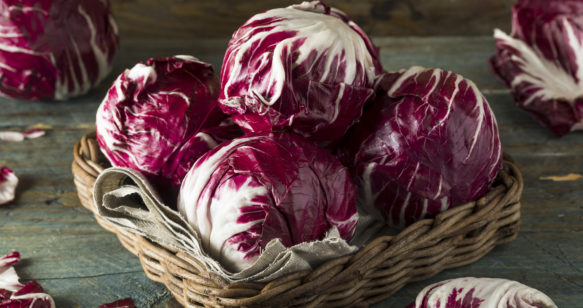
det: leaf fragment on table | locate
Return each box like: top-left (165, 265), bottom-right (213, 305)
top-left (0, 167), bottom-right (18, 206)
top-left (0, 251), bottom-right (55, 308)
top-left (27, 123), bottom-right (52, 130)
top-left (0, 129), bottom-right (45, 142)
top-left (97, 297), bottom-right (135, 308)
top-left (539, 173), bottom-right (583, 182)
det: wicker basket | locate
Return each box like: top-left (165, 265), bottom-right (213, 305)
top-left (72, 132), bottom-right (523, 307)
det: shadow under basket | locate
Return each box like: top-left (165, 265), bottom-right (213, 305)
top-left (72, 132), bottom-right (523, 308)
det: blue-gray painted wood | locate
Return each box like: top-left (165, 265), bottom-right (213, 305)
top-left (0, 36), bottom-right (581, 307)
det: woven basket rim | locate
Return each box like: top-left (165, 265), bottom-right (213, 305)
top-left (72, 132), bottom-right (522, 307)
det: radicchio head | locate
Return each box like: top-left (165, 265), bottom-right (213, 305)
top-left (0, 0), bottom-right (119, 101)
top-left (490, 0), bottom-right (583, 136)
top-left (219, 1), bottom-right (383, 142)
top-left (407, 277), bottom-right (557, 308)
top-left (178, 132), bottom-right (358, 272)
top-left (96, 56), bottom-right (241, 201)
top-left (342, 67), bottom-right (502, 229)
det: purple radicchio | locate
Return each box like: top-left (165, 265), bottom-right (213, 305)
top-left (0, 251), bottom-right (55, 308)
top-left (0, 167), bottom-right (17, 206)
top-left (219, 1), bottom-right (383, 143)
top-left (490, 0), bottom-right (583, 136)
top-left (0, 0), bottom-right (119, 101)
top-left (407, 277), bottom-right (557, 308)
top-left (96, 56), bottom-right (242, 200)
top-left (178, 132), bottom-right (358, 272)
top-left (342, 67), bottom-right (502, 229)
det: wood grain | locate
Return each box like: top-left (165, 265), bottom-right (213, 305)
top-left (110, 0), bottom-right (515, 39)
top-left (0, 36), bottom-right (581, 307)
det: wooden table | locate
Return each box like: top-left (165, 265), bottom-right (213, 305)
top-left (1, 37), bottom-right (581, 307)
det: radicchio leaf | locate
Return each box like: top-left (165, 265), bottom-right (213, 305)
top-left (178, 132), bottom-right (358, 272)
top-left (342, 67), bottom-right (502, 229)
top-left (407, 277), bottom-right (557, 308)
top-left (0, 167), bottom-right (18, 206)
top-left (0, 252), bottom-right (55, 308)
top-left (490, 0), bottom-right (583, 136)
top-left (0, 0), bottom-right (119, 101)
top-left (219, 0), bottom-right (383, 142)
top-left (0, 129), bottom-right (45, 142)
top-left (96, 56), bottom-right (242, 203)
top-left (97, 297), bottom-right (135, 308)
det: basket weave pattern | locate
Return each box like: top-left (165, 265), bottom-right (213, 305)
top-left (72, 132), bottom-right (523, 307)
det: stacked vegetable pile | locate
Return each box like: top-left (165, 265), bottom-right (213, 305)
top-left (95, 1), bottom-right (504, 273)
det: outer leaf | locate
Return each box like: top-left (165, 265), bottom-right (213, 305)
top-left (0, 167), bottom-right (17, 206)
top-left (0, 130), bottom-right (44, 142)
top-left (0, 252), bottom-right (55, 308)
top-left (490, 0), bottom-right (583, 136)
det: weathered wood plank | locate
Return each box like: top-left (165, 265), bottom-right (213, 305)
top-left (110, 0), bottom-right (515, 39)
top-left (0, 36), bottom-right (581, 307)
top-left (37, 272), bottom-right (171, 307)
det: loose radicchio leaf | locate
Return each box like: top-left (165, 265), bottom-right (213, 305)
top-left (219, 0), bottom-right (383, 143)
top-left (0, 252), bottom-right (55, 308)
top-left (96, 56), bottom-right (242, 202)
top-left (490, 0), bottom-right (583, 136)
top-left (0, 251), bottom-right (20, 292)
top-left (0, 129), bottom-right (45, 142)
top-left (0, 0), bottom-right (119, 101)
top-left (178, 132), bottom-right (358, 272)
top-left (407, 277), bottom-right (557, 308)
top-left (97, 297), bottom-right (135, 308)
top-left (342, 67), bottom-right (502, 229)
top-left (0, 167), bottom-right (18, 206)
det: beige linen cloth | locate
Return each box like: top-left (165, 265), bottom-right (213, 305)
top-left (93, 167), bottom-right (377, 283)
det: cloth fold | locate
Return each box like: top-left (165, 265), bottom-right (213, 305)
top-left (93, 167), bottom-right (359, 282)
